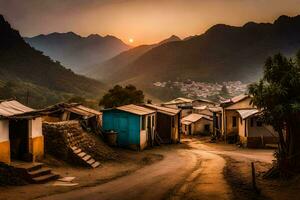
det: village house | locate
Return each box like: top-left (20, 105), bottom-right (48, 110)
top-left (0, 100), bottom-right (44, 165)
top-left (162, 97), bottom-right (216, 118)
top-left (102, 104), bottom-right (156, 150)
top-left (220, 94), bottom-right (278, 147)
top-left (181, 113), bottom-right (213, 135)
top-left (143, 104), bottom-right (181, 144)
top-left (40, 103), bottom-right (102, 132)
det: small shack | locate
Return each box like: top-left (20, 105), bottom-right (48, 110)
top-left (143, 104), bottom-right (181, 144)
top-left (40, 103), bottom-right (102, 132)
top-left (0, 100), bottom-right (44, 165)
top-left (162, 97), bottom-right (193, 118)
top-left (237, 109), bottom-right (278, 148)
top-left (102, 104), bottom-right (156, 150)
top-left (181, 113), bottom-right (212, 135)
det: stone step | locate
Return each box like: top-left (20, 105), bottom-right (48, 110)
top-left (29, 168), bottom-right (51, 178)
top-left (32, 173), bottom-right (60, 184)
top-left (73, 148), bottom-right (82, 154)
top-left (70, 146), bottom-right (78, 151)
top-left (77, 152), bottom-right (86, 158)
top-left (22, 163), bottom-right (44, 172)
top-left (87, 158), bottom-right (95, 165)
top-left (82, 154), bottom-right (91, 161)
top-left (91, 162), bottom-right (100, 168)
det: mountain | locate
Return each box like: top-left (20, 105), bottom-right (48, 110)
top-left (25, 32), bottom-right (130, 73)
top-left (91, 15), bottom-right (300, 88)
top-left (0, 15), bottom-right (105, 107)
top-left (87, 35), bottom-right (181, 81)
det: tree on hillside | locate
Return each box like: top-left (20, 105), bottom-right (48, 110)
top-left (248, 51), bottom-right (300, 176)
top-left (99, 85), bottom-right (144, 108)
top-left (219, 85), bottom-right (230, 99)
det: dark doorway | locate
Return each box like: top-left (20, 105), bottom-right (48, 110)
top-left (204, 124), bottom-right (210, 133)
top-left (189, 125), bottom-right (192, 135)
top-left (147, 116), bottom-right (153, 146)
top-left (9, 119), bottom-right (29, 161)
top-left (156, 113), bottom-right (172, 143)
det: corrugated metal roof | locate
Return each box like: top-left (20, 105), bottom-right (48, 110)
top-left (194, 105), bottom-right (222, 113)
top-left (222, 94), bottom-right (249, 104)
top-left (163, 97), bottom-right (193, 105)
top-left (208, 106), bottom-right (222, 113)
top-left (0, 100), bottom-right (34, 117)
top-left (181, 113), bottom-right (212, 123)
top-left (66, 105), bottom-right (101, 118)
top-left (144, 104), bottom-right (180, 116)
top-left (193, 105), bottom-right (208, 110)
top-left (117, 104), bottom-right (155, 116)
top-left (237, 109), bottom-right (260, 119)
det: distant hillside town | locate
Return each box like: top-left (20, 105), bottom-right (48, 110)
top-left (153, 80), bottom-right (248, 100)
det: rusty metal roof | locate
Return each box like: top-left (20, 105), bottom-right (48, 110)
top-left (65, 105), bottom-right (101, 117)
top-left (163, 97), bottom-right (194, 105)
top-left (0, 100), bottom-right (35, 117)
top-left (221, 94), bottom-right (250, 107)
top-left (181, 113), bottom-right (212, 124)
top-left (237, 109), bottom-right (260, 119)
top-left (143, 104), bottom-right (180, 116)
top-left (117, 104), bottom-right (155, 116)
top-left (40, 103), bottom-right (101, 118)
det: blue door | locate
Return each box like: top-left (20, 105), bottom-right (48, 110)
top-left (118, 117), bottom-right (129, 146)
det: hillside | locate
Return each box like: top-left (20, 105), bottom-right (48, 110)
top-left (25, 32), bottom-right (130, 73)
top-left (0, 15), bottom-right (105, 107)
top-left (92, 15), bottom-right (300, 88)
top-left (88, 35), bottom-right (181, 81)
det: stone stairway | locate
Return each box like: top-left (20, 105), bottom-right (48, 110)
top-left (12, 162), bottom-right (59, 184)
top-left (71, 146), bottom-right (100, 168)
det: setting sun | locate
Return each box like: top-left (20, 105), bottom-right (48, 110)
top-left (129, 38), bottom-right (134, 43)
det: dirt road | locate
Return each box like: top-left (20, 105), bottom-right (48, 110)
top-left (37, 138), bottom-right (274, 200)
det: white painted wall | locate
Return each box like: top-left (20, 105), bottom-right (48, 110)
top-left (0, 120), bottom-right (9, 143)
top-left (29, 117), bottom-right (43, 138)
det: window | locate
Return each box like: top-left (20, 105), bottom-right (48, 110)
top-left (141, 116), bottom-right (146, 130)
top-left (232, 116), bottom-right (237, 127)
top-left (257, 120), bottom-right (263, 127)
top-left (250, 118), bottom-right (254, 127)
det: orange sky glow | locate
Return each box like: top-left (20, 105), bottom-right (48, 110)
top-left (1, 0), bottom-right (300, 46)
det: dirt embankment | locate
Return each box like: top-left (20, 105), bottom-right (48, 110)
top-left (223, 155), bottom-right (300, 200)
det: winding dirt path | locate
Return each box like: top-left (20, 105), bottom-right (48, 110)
top-left (37, 139), bottom-right (236, 200)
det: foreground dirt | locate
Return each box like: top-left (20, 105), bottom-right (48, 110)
top-left (3, 137), bottom-right (300, 200)
top-left (0, 149), bottom-right (164, 200)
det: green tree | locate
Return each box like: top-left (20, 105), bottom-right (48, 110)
top-left (248, 52), bottom-right (300, 175)
top-left (219, 85), bottom-right (230, 99)
top-left (99, 85), bottom-right (144, 108)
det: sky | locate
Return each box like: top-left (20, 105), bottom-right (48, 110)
top-left (1, 0), bottom-right (300, 45)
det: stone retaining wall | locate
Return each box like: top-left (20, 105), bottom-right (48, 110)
top-left (42, 120), bottom-right (117, 166)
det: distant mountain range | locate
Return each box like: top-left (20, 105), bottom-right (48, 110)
top-left (87, 35), bottom-right (181, 80)
top-left (0, 15), bottom-right (105, 107)
top-left (25, 32), bottom-right (130, 73)
top-left (88, 15), bottom-right (300, 93)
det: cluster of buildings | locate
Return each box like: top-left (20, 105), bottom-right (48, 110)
top-left (153, 80), bottom-right (248, 99)
top-left (102, 94), bottom-right (278, 150)
top-left (0, 94), bottom-right (278, 183)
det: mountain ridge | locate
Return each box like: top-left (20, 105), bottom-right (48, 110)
top-left (97, 14), bottom-right (300, 85)
top-left (0, 14), bottom-right (105, 107)
top-left (25, 31), bottom-right (131, 73)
